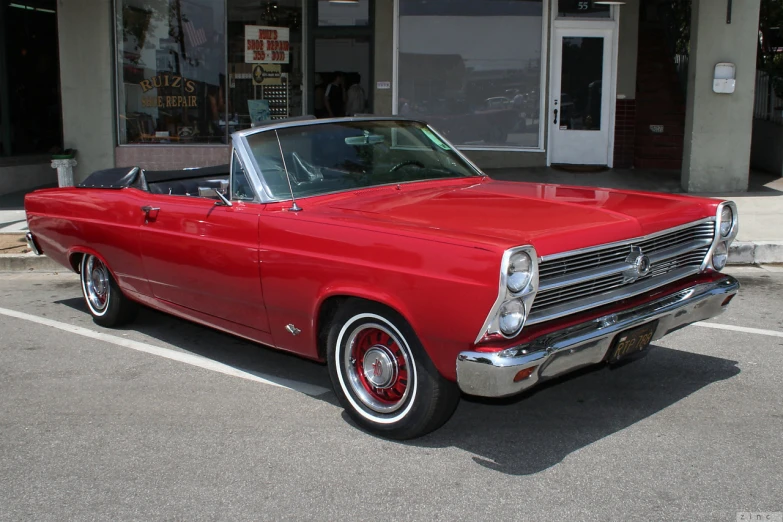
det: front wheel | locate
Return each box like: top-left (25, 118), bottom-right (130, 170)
top-left (327, 299), bottom-right (460, 440)
top-left (79, 254), bottom-right (138, 327)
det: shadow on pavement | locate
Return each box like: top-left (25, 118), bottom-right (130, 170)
top-left (407, 346), bottom-right (739, 475)
top-left (55, 296), bottom-right (339, 404)
top-left (56, 294), bottom-right (740, 476)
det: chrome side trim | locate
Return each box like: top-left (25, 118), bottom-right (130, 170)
top-left (456, 274), bottom-right (739, 398)
top-left (25, 232), bottom-right (41, 256)
top-left (538, 217), bottom-right (715, 263)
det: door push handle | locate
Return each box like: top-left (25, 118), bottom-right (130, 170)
top-left (553, 108), bottom-right (558, 125)
top-left (140, 205), bottom-right (160, 223)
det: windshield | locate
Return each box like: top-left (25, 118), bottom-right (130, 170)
top-left (244, 120), bottom-right (481, 200)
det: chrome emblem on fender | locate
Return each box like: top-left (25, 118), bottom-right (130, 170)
top-left (623, 246), bottom-right (652, 282)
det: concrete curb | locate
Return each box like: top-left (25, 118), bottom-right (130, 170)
top-left (0, 253), bottom-right (64, 273)
top-left (0, 242), bottom-right (781, 273)
top-left (728, 241), bottom-right (783, 265)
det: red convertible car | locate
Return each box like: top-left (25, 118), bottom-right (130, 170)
top-left (24, 116), bottom-right (740, 439)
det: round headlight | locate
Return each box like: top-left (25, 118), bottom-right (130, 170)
top-left (499, 299), bottom-right (525, 336)
top-left (507, 252), bottom-right (532, 293)
top-left (712, 241), bottom-right (728, 270)
top-left (720, 206), bottom-right (733, 237)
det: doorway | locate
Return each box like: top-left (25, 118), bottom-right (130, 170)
top-left (307, 0), bottom-right (374, 118)
top-left (548, 27), bottom-right (614, 166)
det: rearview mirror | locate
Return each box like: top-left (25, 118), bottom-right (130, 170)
top-left (345, 134), bottom-right (385, 146)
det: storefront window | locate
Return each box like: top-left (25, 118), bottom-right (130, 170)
top-left (116, 0), bottom-right (226, 144)
top-left (317, 0), bottom-right (370, 27)
top-left (397, 0), bottom-right (544, 149)
top-left (227, 0), bottom-right (304, 132)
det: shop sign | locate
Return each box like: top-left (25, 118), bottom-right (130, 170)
top-left (245, 25), bottom-right (290, 64)
top-left (252, 64), bottom-right (282, 86)
top-left (139, 74), bottom-right (198, 108)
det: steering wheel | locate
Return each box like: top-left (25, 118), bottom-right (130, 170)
top-left (389, 160), bottom-right (425, 173)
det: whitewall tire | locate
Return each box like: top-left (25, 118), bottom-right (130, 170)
top-left (326, 299), bottom-right (460, 439)
top-left (79, 254), bottom-right (138, 327)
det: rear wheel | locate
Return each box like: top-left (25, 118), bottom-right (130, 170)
top-left (327, 299), bottom-right (460, 440)
top-left (79, 254), bottom-right (138, 327)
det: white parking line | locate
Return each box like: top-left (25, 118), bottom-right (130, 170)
top-left (695, 321), bottom-right (783, 338)
top-left (0, 306), bottom-right (331, 396)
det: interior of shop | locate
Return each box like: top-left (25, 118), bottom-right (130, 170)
top-left (115, 0), bottom-right (373, 145)
top-left (0, 0), bottom-right (63, 158)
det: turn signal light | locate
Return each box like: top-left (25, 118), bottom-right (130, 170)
top-left (513, 366), bottom-right (537, 382)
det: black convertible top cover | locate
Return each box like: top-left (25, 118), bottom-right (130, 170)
top-left (144, 164), bottom-right (229, 183)
top-left (78, 167), bottom-right (143, 189)
top-left (78, 164), bottom-right (230, 190)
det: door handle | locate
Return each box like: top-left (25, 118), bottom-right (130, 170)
top-left (553, 108), bottom-right (558, 125)
top-left (140, 205), bottom-right (160, 223)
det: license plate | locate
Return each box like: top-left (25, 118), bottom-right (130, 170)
top-left (608, 321), bottom-right (658, 363)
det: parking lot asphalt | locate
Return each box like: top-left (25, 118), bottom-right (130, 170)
top-left (0, 267), bottom-right (781, 521)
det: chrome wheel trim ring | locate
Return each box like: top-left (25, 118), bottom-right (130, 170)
top-left (81, 255), bottom-right (110, 316)
top-left (335, 314), bottom-right (418, 424)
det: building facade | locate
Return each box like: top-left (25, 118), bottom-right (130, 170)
top-left (0, 0), bottom-right (767, 194)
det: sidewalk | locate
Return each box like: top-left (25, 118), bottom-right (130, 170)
top-left (1, 169), bottom-right (781, 266)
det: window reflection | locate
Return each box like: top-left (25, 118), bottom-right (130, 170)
top-left (397, 0), bottom-right (544, 149)
top-left (116, 0), bottom-right (226, 144)
top-left (559, 37), bottom-right (604, 131)
top-left (228, 0), bottom-right (304, 131)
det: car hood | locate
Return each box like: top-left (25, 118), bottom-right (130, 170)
top-left (308, 179), bottom-right (718, 256)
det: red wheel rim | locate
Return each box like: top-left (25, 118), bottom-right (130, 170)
top-left (344, 323), bottom-right (412, 414)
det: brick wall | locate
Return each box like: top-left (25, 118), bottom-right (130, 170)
top-left (633, 22), bottom-right (686, 170)
top-left (115, 145), bottom-right (231, 171)
top-left (613, 99), bottom-right (636, 169)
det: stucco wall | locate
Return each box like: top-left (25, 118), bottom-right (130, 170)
top-left (682, 0), bottom-right (761, 192)
top-left (0, 163), bottom-right (56, 197)
top-left (750, 119), bottom-right (783, 177)
top-left (57, 0), bottom-right (116, 184)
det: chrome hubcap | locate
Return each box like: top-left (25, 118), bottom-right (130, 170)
top-left (344, 323), bottom-right (412, 414)
top-left (362, 346), bottom-right (397, 389)
top-left (83, 256), bottom-right (110, 312)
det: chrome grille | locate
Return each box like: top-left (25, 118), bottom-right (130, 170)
top-left (538, 221), bottom-right (715, 280)
top-left (530, 220), bottom-right (715, 323)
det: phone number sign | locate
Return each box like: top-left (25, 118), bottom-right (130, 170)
top-left (245, 25), bottom-right (290, 64)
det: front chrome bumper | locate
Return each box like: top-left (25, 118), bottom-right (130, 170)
top-left (25, 232), bottom-right (41, 256)
top-left (456, 275), bottom-right (739, 398)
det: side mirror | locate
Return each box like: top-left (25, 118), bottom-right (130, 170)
top-left (215, 189), bottom-right (233, 207)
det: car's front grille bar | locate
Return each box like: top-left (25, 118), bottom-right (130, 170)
top-left (529, 219), bottom-right (715, 325)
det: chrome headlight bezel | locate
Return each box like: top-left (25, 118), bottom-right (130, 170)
top-left (475, 245), bottom-right (539, 343)
top-left (702, 201), bottom-right (738, 272)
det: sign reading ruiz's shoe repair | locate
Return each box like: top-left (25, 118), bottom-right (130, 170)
top-left (245, 25), bottom-right (290, 64)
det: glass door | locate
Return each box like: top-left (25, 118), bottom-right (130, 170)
top-left (307, 0), bottom-right (374, 118)
top-left (549, 27), bottom-right (613, 165)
